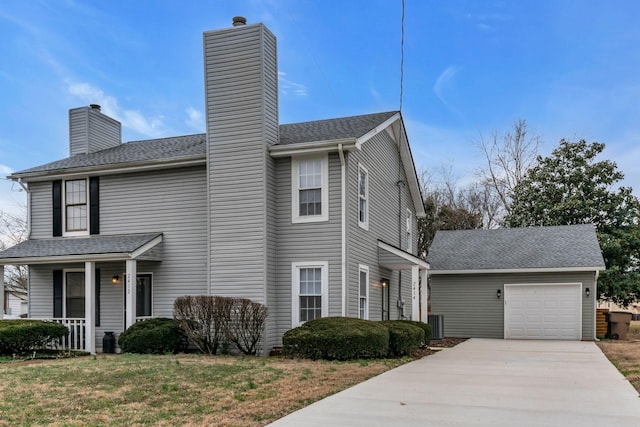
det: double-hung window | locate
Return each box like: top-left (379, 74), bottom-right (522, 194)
top-left (358, 164), bottom-right (369, 229)
top-left (65, 179), bottom-right (88, 234)
top-left (53, 177), bottom-right (99, 237)
top-left (358, 265), bottom-right (369, 319)
top-left (292, 155), bottom-right (328, 223)
top-left (292, 262), bottom-right (328, 326)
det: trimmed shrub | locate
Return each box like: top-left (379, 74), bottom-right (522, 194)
top-left (0, 320), bottom-right (69, 355)
top-left (173, 295), bottom-right (233, 355)
top-left (380, 321), bottom-right (424, 357)
top-left (174, 295), bottom-right (268, 355)
top-left (227, 298), bottom-right (268, 356)
top-left (118, 318), bottom-right (187, 354)
top-left (283, 317), bottom-right (389, 360)
top-left (399, 320), bottom-right (432, 347)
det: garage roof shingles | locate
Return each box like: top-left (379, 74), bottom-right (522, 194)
top-left (428, 224), bottom-right (605, 272)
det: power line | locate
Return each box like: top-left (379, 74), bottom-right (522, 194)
top-left (399, 0), bottom-right (405, 112)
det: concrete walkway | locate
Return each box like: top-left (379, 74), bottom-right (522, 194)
top-left (267, 339), bottom-right (640, 426)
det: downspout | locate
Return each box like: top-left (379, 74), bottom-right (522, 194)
top-left (16, 178), bottom-right (31, 238)
top-left (396, 179), bottom-right (405, 319)
top-left (594, 269), bottom-right (600, 340)
top-left (338, 144), bottom-right (346, 316)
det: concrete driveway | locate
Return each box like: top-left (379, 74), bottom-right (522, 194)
top-left (267, 339), bottom-right (640, 426)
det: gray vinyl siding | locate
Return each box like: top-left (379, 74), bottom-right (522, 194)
top-left (99, 166), bottom-right (208, 314)
top-left (346, 132), bottom-right (417, 321)
top-left (29, 165), bottom-right (207, 350)
top-left (204, 23), bottom-right (278, 318)
top-left (272, 154), bottom-right (342, 344)
top-left (69, 107), bottom-right (120, 156)
top-left (430, 271), bottom-right (597, 340)
top-left (29, 181), bottom-right (53, 238)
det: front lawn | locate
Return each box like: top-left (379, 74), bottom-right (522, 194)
top-left (597, 321), bottom-right (640, 393)
top-left (0, 353), bottom-right (413, 426)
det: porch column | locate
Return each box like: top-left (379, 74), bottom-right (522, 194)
top-left (125, 259), bottom-right (137, 328)
top-left (1, 265), bottom-right (4, 317)
top-left (420, 268), bottom-right (428, 322)
top-left (411, 265), bottom-right (419, 320)
top-left (84, 262), bottom-right (96, 354)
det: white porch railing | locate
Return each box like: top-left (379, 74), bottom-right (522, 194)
top-left (34, 318), bottom-right (87, 352)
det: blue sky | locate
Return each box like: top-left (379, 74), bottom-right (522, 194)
top-left (1, 0), bottom-right (640, 216)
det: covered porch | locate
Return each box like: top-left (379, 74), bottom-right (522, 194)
top-left (0, 233), bottom-right (162, 353)
top-left (377, 240), bottom-right (429, 322)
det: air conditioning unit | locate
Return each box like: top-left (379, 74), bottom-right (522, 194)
top-left (427, 314), bottom-right (444, 340)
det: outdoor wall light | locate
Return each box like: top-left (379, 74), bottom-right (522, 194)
top-left (497, 289), bottom-right (502, 298)
top-left (381, 278), bottom-right (389, 288)
top-left (585, 287), bottom-right (590, 297)
top-left (111, 274), bottom-right (121, 285)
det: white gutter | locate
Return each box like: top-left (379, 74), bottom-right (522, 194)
top-left (338, 144), bottom-right (346, 316)
top-left (9, 157), bottom-right (205, 182)
top-left (430, 266), bottom-right (606, 275)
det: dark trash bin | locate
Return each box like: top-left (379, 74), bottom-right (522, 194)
top-left (103, 331), bottom-right (116, 353)
top-left (605, 311), bottom-right (633, 340)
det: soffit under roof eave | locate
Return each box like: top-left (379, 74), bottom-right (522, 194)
top-left (360, 114), bottom-right (424, 218)
top-left (354, 112), bottom-right (401, 148)
top-left (9, 156), bottom-right (206, 182)
top-left (378, 240), bottom-right (430, 270)
top-left (269, 139), bottom-right (358, 157)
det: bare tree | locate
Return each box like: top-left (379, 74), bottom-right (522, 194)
top-left (478, 119), bottom-right (542, 221)
top-left (417, 166), bottom-right (483, 258)
top-left (0, 207), bottom-right (28, 292)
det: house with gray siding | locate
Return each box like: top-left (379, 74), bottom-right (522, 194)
top-left (428, 224), bottom-right (605, 340)
top-left (0, 17), bottom-right (428, 354)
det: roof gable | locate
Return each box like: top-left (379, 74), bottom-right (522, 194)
top-left (428, 224), bottom-right (606, 273)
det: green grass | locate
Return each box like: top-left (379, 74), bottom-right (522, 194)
top-left (0, 352), bottom-right (412, 426)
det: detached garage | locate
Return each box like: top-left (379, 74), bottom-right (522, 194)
top-left (428, 224), bottom-right (605, 340)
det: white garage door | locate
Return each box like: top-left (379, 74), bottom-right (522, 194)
top-left (505, 284), bottom-right (582, 340)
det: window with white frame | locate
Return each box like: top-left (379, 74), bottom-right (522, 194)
top-left (359, 265), bottom-right (369, 319)
top-left (406, 209), bottom-right (413, 253)
top-left (358, 164), bottom-right (369, 229)
top-left (64, 179), bottom-right (88, 235)
top-left (292, 155), bottom-right (328, 223)
top-left (292, 262), bottom-right (328, 325)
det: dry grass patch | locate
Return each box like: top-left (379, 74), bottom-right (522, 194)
top-left (597, 321), bottom-right (640, 393)
top-left (0, 352), bottom-right (417, 426)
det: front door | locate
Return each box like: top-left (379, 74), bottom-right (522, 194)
top-left (123, 274), bottom-right (153, 325)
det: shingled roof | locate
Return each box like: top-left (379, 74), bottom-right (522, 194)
top-left (427, 224), bottom-right (606, 273)
top-left (12, 111), bottom-right (398, 177)
top-left (0, 233), bottom-right (162, 264)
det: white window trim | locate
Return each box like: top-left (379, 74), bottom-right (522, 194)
top-left (406, 208), bottom-right (413, 253)
top-left (291, 154), bottom-right (329, 223)
top-left (63, 178), bottom-right (89, 237)
top-left (291, 261), bottom-right (329, 326)
top-left (357, 163), bottom-right (369, 230)
top-left (63, 268), bottom-right (85, 318)
top-left (358, 264), bottom-right (369, 320)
